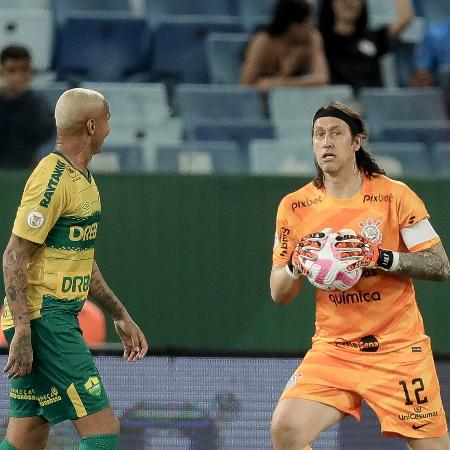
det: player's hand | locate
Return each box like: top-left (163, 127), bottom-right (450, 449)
top-left (4, 330), bottom-right (33, 379)
top-left (334, 232), bottom-right (379, 271)
top-left (292, 228), bottom-right (332, 276)
top-left (114, 316), bottom-right (148, 362)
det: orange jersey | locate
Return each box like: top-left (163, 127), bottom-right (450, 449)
top-left (272, 175), bottom-right (440, 358)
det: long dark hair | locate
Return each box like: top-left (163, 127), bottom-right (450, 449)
top-left (318, 0), bottom-right (368, 39)
top-left (313, 101), bottom-right (385, 189)
top-left (266, 0), bottom-right (311, 36)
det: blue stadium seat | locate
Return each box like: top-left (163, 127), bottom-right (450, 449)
top-left (175, 84), bottom-right (265, 126)
top-left (98, 144), bottom-right (144, 172)
top-left (57, 14), bottom-right (150, 82)
top-left (433, 142), bottom-right (450, 176)
top-left (360, 88), bottom-right (448, 139)
top-left (368, 142), bottom-right (433, 177)
top-left (192, 119), bottom-right (274, 170)
top-left (269, 85), bottom-right (354, 127)
top-left (206, 32), bottom-right (249, 84)
top-left (156, 141), bottom-right (243, 174)
top-left (249, 138), bottom-right (315, 175)
top-left (143, 0), bottom-right (235, 26)
top-left (106, 118), bottom-right (183, 172)
top-left (237, 0), bottom-right (276, 31)
top-left (80, 82), bottom-right (170, 125)
top-left (420, 0), bottom-right (450, 23)
top-left (52, 0), bottom-right (133, 25)
top-left (151, 16), bottom-right (242, 84)
top-left (380, 120), bottom-right (450, 147)
top-left (0, 9), bottom-right (53, 72)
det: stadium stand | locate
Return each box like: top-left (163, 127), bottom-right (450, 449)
top-left (249, 138), bottom-right (315, 175)
top-left (156, 140), bottom-right (243, 174)
top-left (206, 32), bottom-right (249, 84)
top-left (150, 16), bottom-right (242, 84)
top-left (56, 14), bottom-right (150, 83)
top-left (0, 9), bottom-right (53, 73)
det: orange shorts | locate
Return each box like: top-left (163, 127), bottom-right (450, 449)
top-left (280, 348), bottom-right (448, 439)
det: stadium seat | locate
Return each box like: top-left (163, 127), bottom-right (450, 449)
top-left (433, 142), bottom-right (450, 176)
top-left (192, 119), bottom-right (274, 170)
top-left (33, 82), bottom-right (70, 112)
top-left (106, 118), bottom-right (183, 172)
top-left (98, 144), bottom-right (144, 172)
top-left (175, 84), bottom-right (265, 126)
top-left (0, 9), bottom-right (53, 72)
top-left (57, 14), bottom-right (150, 82)
top-left (0, 0), bottom-right (49, 8)
top-left (360, 88), bottom-right (448, 139)
top-left (150, 16), bottom-right (242, 84)
top-left (249, 138), bottom-right (315, 175)
top-left (52, 0), bottom-right (133, 25)
top-left (420, 0), bottom-right (450, 23)
top-left (206, 32), bottom-right (249, 84)
top-left (80, 82), bottom-right (170, 125)
top-left (156, 141), bottom-right (243, 174)
top-left (380, 120), bottom-right (450, 148)
top-left (88, 152), bottom-right (120, 173)
top-left (143, 0), bottom-right (235, 27)
top-left (237, 0), bottom-right (276, 31)
top-left (368, 142), bottom-right (433, 177)
top-left (275, 120), bottom-right (313, 140)
top-left (269, 85), bottom-right (354, 127)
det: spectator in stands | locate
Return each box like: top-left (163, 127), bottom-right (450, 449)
top-left (318, 0), bottom-right (414, 92)
top-left (410, 16), bottom-right (450, 87)
top-left (0, 45), bottom-right (53, 169)
top-left (240, 0), bottom-right (329, 93)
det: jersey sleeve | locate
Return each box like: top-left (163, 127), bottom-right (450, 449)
top-left (398, 184), bottom-right (439, 251)
top-left (12, 164), bottom-right (66, 244)
top-left (272, 197), bottom-right (297, 266)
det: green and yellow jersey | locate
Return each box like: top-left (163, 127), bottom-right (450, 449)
top-left (2, 151), bottom-right (101, 330)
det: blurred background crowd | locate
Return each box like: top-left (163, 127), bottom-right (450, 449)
top-left (0, 0), bottom-right (449, 178)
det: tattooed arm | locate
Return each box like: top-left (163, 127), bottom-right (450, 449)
top-left (2, 234), bottom-right (38, 378)
top-left (89, 260), bottom-right (148, 361)
top-left (395, 241), bottom-right (450, 281)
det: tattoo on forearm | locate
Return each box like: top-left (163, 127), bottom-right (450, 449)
top-left (3, 238), bottom-right (34, 328)
top-left (89, 261), bottom-right (126, 320)
top-left (397, 244), bottom-right (450, 281)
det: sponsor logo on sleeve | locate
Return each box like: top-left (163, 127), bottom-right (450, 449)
top-left (27, 211), bottom-right (44, 229)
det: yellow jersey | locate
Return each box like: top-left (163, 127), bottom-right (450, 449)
top-left (2, 151), bottom-right (101, 330)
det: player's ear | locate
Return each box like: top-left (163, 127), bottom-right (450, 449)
top-left (353, 134), bottom-right (362, 152)
top-left (87, 118), bottom-right (96, 135)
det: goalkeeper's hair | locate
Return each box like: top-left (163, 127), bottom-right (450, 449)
top-left (312, 101), bottom-right (385, 190)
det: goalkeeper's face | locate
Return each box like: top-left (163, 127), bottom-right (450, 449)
top-left (312, 117), bottom-right (361, 175)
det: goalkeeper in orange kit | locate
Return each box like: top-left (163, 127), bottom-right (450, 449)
top-left (270, 101), bottom-right (450, 450)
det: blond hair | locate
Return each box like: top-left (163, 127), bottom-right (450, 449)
top-left (55, 88), bottom-right (105, 129)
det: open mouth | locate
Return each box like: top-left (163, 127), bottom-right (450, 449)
top-left (322, 153), bottom-right (336, 161)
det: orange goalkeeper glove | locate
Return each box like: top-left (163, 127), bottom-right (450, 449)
top-left (334, 233), bottom-right (398, 272)
top-left (287, 229), bottom-right (331, 278)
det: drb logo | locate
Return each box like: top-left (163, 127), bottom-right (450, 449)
top-left (56, 273), bottom-right (91, 298)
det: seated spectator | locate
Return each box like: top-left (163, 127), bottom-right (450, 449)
top-left (410, 16), bottom-right (450, 87)
top-left (0, 45), bottom-right (53, 169)
top-left (0, 299), bottom-right (106, 347)
top-left (318, 0), bottom-right (414, 92)
top-left (240, 0), bottom-right (329, 93)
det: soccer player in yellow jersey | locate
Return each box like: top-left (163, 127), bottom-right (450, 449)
top-left (270, 101), bottom-right (450, 450)
top-left (1, 88), bottom-right (148, 450)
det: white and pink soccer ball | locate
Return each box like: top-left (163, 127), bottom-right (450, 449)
top-left (303, 231), bottom-right (362, 291)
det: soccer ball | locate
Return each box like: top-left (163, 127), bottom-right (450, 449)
top-left (304, 232), bottom-right (362, 291)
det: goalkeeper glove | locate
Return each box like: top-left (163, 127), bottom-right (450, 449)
top-left (286, 229), bottom-right (331, 278)
top-left (334, 232), bottom-right (399, 272)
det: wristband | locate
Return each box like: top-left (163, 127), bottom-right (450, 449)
top-left (285, 259), bottom-right (301, 279)
top-left (377, 249), bottom-right (400, 271)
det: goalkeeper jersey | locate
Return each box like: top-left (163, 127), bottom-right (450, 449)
top-left (2, 151), bottom-right (101, 330)
top-left (272, 175), bottom-right (440, 358)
